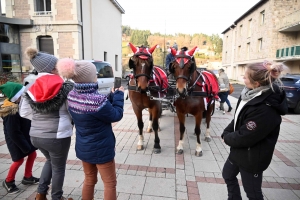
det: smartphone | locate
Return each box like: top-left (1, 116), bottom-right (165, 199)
top-left (114, 77), bottom-right (122, 90)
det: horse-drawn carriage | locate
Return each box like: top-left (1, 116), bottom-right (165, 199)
top-left (126, 43), bottom-right (220, 156)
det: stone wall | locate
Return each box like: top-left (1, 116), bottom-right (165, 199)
top-left (57, 32), bottom-right (75, 58)
top-left (13, 0), bottom-right (30, 19)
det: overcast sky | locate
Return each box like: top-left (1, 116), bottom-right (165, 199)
top-left (117, 0), bottom-right (261, 36)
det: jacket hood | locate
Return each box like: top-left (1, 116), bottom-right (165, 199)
top-left (249, 84), bottom-right (288, 115)
top-left (26, 80), bottom-right (73, 113)
top-left (0, 99), bottom-right (18, 117)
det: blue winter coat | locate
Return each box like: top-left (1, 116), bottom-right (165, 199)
top-left (68, 83), bottom-right (124, 164)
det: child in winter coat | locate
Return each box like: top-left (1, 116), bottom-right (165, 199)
top-left (0, 82), bottom-right (39, 194)
top-left (57, 58), bottom-right (124, 200)
top-left (20, 47), bottom-right (74, 200)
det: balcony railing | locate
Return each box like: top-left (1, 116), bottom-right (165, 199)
top-left (33, 11), bottom-right (52, 16)
top-left (279, 10), bottom-right (300, 31)
top-left (276, 46), bottom-right (300, 58)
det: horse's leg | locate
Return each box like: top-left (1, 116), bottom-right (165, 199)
top-left (176, 112), bottom-right (186, 154)
top-left (134, 110), bottom-right (144, 151)
top-left (152, 105), bottom-right (161, 154)
top-left (204, 104), bottom-right (214, 142)
top-left (146, 112), bottom-right (153, 133)
top-left (194, 112), bottom-right (203, 157)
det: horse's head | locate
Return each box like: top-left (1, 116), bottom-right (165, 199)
top-left (128, 43), bottom-right (157, 92)
top-left (169, 46), bottom-right (197, 97)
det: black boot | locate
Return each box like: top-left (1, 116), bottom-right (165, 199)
top-left (228, 107), bottom-right (232, 112)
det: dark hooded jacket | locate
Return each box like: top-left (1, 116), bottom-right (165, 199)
top-left (0, 99), bottom-right (36, 161)
top-left (221, 85), bottom-right (288, 173)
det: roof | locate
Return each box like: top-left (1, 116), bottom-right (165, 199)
top-left (110, 0), bottom-right (125, 14)
top-left (221, 0), bottom-right (268, 34)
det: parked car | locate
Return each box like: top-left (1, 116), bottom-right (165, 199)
top-left (23, 60), bottom-right (114, 95)
top-left (123, 70), bottom-right (133, 80)
top-left (92, 60), bottom-right (114, 95)
top-left (280, 74), bottom-right (300, 114)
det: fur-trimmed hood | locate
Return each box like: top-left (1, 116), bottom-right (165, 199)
top-left (26, 81), bottom-right (73, 113)
top-left (0, 99), bottom-right (18, 117)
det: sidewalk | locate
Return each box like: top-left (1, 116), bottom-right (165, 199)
top-left (0, 94), bottom-right (300, 199)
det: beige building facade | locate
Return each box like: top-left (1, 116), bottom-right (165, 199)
top-left (0, 0), bottom-right (124, 80)
top-left (222, 0), bottom-right (300, 82)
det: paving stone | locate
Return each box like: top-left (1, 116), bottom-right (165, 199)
top-left (262, 188), bottom-right (300, 200)
top-left (143, 177), bottom-right (176, 198)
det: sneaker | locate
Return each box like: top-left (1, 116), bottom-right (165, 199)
top-left (2, 180), bottom-right (20, 194)
top-left (21, 176), bottom-right (39, 185)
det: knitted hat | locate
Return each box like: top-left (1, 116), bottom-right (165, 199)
top-left (25, 47), bottom-right (58, 73)
top-left (57, 58), bottom-right (97, 83)
top-left (0, 82), bottom-right (25, 102)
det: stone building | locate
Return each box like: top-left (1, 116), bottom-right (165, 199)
top-left (0, 0), bottom-right (124, 82)
top-left (222, 0), bottom-right (300, 82)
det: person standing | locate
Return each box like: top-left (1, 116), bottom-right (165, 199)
top-left (221, 61), bottom-right (288, 200)
top-left (57, 58), bottom-right (124, 200)
top-left (218, 68), bottom-right (232, 112)
top-left (20, 47), bottom-right (74, 200)
top-left (166, 43), bottom-right (178, 72)
top-left (0, 82), bottom-right (39, 194)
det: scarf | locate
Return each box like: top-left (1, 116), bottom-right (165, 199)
top-left (68, 83), bottom-right (107, 114)
top-left (241, 85), bottom-right (270, 101)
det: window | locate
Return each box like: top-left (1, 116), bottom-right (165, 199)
top-left (115, 55), bottom-right (118, 71)
top-left (238, 46), bottom-right (241, 58)
top-left (38, 36), bottom-right (54, 55)
top-left (248, 19), bottom-right (252, 37)
top-left (35, 0), bottom-right (51, 12)
top-left (257, 38), bottom-right (262, 52)
top-left (104, 52), bottom-right (107, 61)
top-left (260, 10), bottom-right (265, 25)
top-left (239, 25), bottom-right (243, 36)
top-left (247, 43), bottom-right (250, 59)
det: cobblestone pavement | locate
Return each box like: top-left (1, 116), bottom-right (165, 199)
top-left (0, 94), bottom-right (299, 200)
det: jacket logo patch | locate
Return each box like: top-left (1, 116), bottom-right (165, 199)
top-left (246, 121), bottom-right (256, 130)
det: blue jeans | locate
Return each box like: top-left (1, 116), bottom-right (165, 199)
top-left (218, 91), bottom-right (231, 107)
top-left (31, 137), bottom-right (71, 200)
top-left (222, 159), bottom-right (264, 200)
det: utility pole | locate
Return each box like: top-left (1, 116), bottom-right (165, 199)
top-left (163, 19), bottom-right (166, 68)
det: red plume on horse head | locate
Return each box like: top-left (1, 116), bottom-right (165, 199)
top-left (128, 43), bottom-right (158, 55)
top-left (187, 46), bottom-right (197, 56)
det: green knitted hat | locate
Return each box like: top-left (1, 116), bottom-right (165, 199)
top-left (0, 82), bottom-right (25, 102)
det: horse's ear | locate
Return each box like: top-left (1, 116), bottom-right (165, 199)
top-left (129, 57), bottom-right (135, 69)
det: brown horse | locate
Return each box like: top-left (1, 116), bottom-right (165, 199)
top-left (127, 43), bottom-right (162, 154)
top-left (169, 46), bottom-right (219, 156)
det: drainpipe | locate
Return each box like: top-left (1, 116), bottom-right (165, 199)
top-left (230, 24), bottom-right (236, 80)
top-left (80, 0), bottom-right (84, 59)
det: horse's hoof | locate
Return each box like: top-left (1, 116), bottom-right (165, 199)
top-left (176, 149), bottom-right (183, 154)
top-left (137, 145), bottom-right (144, 151)
top-left (153, 148), bottom-right (161, 154)
top-left (195, 151), bottom-right (203, 157)
top-left (204, 137), bottom-right (211, 142)
top-left (146, 128), bottom-right (152, 133)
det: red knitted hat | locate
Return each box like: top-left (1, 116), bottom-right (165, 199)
top-left (27, 74), bottom-right (63, 102)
